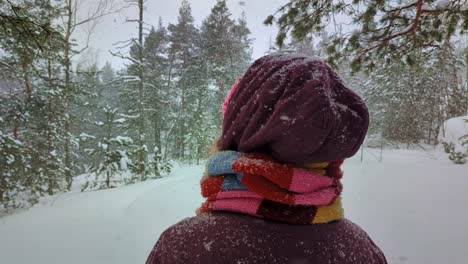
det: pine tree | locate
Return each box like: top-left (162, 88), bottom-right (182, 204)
top-left (143, 20), bottom-right (172, 176)
top-left (82, 107), bottom-right (131, 190)
top-left (144, 22), bottom-right (168, 152)
top-left (200, 0), bottom-right (252, 129)
top-left (179, 43), bottom-right (211, 163)
top-left (100, 62), bottom-right (120, 109)
top-left (267, 32), bottom-right (318, 56)
top-left (74, 62), bottom-right (103, 173)
top-left (0, 0), bottom-right (67, 207)
top-left (0, 102), bottom-right (32, 208)
top-left (232, 12), bottom-right (253, 74)
top-left (112, 0), bottom-right (150, 180)
top-left (166, 0), bottom-right (201, 160)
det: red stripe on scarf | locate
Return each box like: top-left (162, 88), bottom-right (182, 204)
top-left (233, 154), bottom-right (294, 190)
top-left (201, 177), bottom-right (224, 198)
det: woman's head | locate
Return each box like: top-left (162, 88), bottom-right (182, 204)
top-left (221, 53), bottom-right (369, 164)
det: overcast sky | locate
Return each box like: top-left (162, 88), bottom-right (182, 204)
top-left (76, 0), bottom-right (288, 69)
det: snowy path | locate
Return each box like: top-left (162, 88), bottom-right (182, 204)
top-left (0, 148), bottom-right (467, 264)
top-left (0, 165), bottom-right (204, 264)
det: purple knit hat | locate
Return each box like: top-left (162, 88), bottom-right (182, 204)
top-left (221, 54), bottom-right (369, 164)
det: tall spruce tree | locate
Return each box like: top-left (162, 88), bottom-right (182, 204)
top-left (200, 0), bottom-right (252, 129)
top-left (113, 0), bottom-right (150, 181)
top-left (0, 0), bottom-right (66, 207)
top-left (143, 20), bottom-right (172, 176)
top-left (167, 0), bottom-right (200, 160)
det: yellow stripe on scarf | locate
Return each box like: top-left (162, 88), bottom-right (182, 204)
top-left (301, 162), bottom-right (329, 176)
top-left (302, 162), bottom-right (329, 169)
top-left (312, 196), bottom-right (344, 224)
top-left (303, 162), bottom-right (344, 224)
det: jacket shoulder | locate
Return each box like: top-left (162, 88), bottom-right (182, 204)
top-left (147, 213), bottom-right (387, 264)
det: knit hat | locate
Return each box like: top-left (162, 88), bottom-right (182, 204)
top-left (221, 53), bottom-right (369, 164)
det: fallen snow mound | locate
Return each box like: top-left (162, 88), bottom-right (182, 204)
top-left (439, 115), bottom-right (468, 150)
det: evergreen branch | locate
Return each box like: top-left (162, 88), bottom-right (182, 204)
top-left (383, 1), bottom-right (419, 13)
top-left (0, 60), bottom-right (15, 72)
top-left (357, 0), bottom-right (425, 59)
top-left (4, 0), bottom-right (46, 51)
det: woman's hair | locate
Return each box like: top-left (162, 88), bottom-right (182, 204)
top-left (208, 137), bottom-right (222, 155)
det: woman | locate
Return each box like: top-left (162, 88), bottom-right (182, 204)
top-left (146, 54), bottom-right (387, 264)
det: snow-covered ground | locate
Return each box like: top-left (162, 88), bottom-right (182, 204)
top-left (0, 148), bottom-right (467, 264)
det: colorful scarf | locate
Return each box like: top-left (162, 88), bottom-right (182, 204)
top-left (197, 151), bottom-right (344, 224)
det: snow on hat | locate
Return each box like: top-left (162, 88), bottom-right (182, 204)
top-left (221, 53), bottom-right (369, 164)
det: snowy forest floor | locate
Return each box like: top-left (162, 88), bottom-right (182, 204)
top-left (0, 147), bottom-right (467, 264)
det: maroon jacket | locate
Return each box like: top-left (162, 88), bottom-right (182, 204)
top-left (146, 212), bottom-right (387, 264)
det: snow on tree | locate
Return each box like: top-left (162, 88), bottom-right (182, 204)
top-left (265, 0), bottom-right (468, 71)
top-left (81, 107), bottom-right (132, 190)
top-left (200, 0), bottom-right (252, 128)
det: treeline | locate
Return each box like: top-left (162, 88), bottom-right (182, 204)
top-left (362, 43), bottom-right (467, 146)
top-left (271, 33), bottom-right (468, 147)
top-left (0, 0), bottom-right (251, 208)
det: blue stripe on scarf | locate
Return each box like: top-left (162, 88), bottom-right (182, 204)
top-left (207, 151), bottom-right (240, 175)
top-left (208, 151), bottom-right (248, 191)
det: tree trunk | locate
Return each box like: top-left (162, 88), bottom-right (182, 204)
top-left (105, 111), bottom-right (113, 188)
top-left (153, 118), bottom-right (161, 153)
top-left (106, 170), bottom-right (110, 188)
top-left (137, 0), bottom-right (146, 179)
top-left (47, 55), bottom-right (55, 195)
top-left (22, 61), bottom-right (31, 100)
top-left (13, 117), bottom-right (19, 140)
top-left (178, 86), bottom-right (186, 159)
top-left (163, 54), bottom-right (175, 160)
top-left (0, 166), bottom-right (5, 204)
top-left (13, 58), bottom-right (32, 140)
top-left (64, 0), bottom-right (74, 190)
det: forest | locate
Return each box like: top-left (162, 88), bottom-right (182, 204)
top-left (0, 0), bottom-right (467, 209)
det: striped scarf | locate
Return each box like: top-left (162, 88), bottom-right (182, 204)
top-left (197, 151), bottom-right (344, 224)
